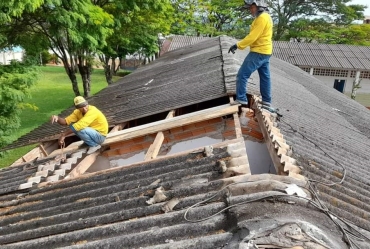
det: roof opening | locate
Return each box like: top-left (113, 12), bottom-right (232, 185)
top-left (245, 140), bottom-right (275, 174)
top-left (93, 96), bottom-right (276, 176)
top-left (123, 96), bottom-right (230, 129)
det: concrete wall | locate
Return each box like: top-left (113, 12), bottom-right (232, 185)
top-left (313, 75), bottom-right (370, 94)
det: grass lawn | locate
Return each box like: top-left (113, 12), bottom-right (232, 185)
top-left (0, 66), bottom-right (121, 168)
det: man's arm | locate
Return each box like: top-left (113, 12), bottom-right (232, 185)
top-left (50, 115), bottom-right (68, 125)
top-left (50, 115), bottom-right (71, 145)
top-left (58, 129), bottom-right (74, 145)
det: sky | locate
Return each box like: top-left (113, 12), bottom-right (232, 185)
top-left (351, 0), bottom-right (370, 16)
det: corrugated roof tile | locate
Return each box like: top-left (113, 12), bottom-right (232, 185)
top-left (273, 41), bottom-right (370, 70)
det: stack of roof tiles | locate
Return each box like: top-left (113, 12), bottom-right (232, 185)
top-left (0, 141), bottom-right (243, 248)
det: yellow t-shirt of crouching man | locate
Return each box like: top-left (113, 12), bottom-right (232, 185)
top-left (65, 105), bottom-right (108, 136)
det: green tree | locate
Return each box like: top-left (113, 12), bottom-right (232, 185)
top-left (266, 0), bottom-right (366, 40)
top-left (0, 61), bottom-right (38, 154)
top-left (1, 0), bottom-right (114, 97)
top-left (287, 19), bottom-right (370, 45)
top-left (97, 0), bottom-right (173, 85)
top-left (332, 24), bottom-right (370, 46)
top-left (171, 0), bottom-right (251, 37)
top-left (286, 18), bottom-right (335, 42)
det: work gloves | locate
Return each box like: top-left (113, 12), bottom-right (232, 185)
top-left (228, 44), bottom-right (237, 54)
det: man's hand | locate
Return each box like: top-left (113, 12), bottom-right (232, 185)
top-left (51, 115), bottom-right (58, 124)
top-left (58, 135), bottom-right (65, 146)
top-left (228, 44), bottom-right (237, 54)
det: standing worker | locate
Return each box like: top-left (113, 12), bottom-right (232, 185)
top-left (228, 0), bottom-right (273, 107)
top-left (50, 96), bottom-right (108, 154)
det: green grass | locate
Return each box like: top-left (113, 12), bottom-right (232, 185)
top-left (345, 93), bottom-right (370, 108)
top-left (0, 66), bottom-right (121, 168)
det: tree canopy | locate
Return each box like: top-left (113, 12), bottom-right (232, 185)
top-left (266, 0), bottom-right (366, 40)
top-left (1, 0), bottom-right (174, 96)
top-left (0, 61), bottom-right (38, 153)
top-left (97, 0), bottom-right (173, 84)
top-left (171, 0), bottom-right (252, 37)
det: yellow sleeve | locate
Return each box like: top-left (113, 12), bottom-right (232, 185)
top-left (237, 16), bottom-right (267, 50)
top-left (71, 110), bottom-right (98, 131)
top-left (65, 110), bottom-right (80, 125)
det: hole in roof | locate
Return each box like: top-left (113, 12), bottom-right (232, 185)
top-left (165, 137), bottom-right (222, 155)
top-left (109, 151), bottom-right (146, 169)
top-left (119, 96), bottom-right (230, 130)
top-left (81, 95), bottom-right (276, 176)
top-left (245, 140), bottom-right (275, 174)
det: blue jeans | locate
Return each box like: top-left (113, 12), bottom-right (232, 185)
top-left (70, 125), bottom-right (106, 147)
top-left (236, 51), bottom-right (272, 105)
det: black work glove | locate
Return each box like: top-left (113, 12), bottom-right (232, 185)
top-left (228, 44), bottom-right (237, 54)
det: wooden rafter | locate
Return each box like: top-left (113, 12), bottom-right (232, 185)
top-left (229, 96), bottom-right (243, 139)
top-left (105, 104), bottom-right (238, 145)
top-left (144, 110), bottom-right (175, 161)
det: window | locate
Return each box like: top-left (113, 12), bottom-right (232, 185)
top-left (313, 68), bottom-right (348, 77)
top-left (350, 71), bottom-right (370, 79)
top-left (299, 67), bottom-right (311, 73)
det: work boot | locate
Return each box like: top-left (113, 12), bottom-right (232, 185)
top-left (87, 145), bottom-right (101, 155)
top-left (230, 99), bottom-right (247, 106)
top-left (257, 100), bottom-right (271, 107)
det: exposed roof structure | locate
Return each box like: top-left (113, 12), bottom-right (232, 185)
top-left (273, 41), bottom-right (370, 70)
top-left (0, 36), bottom-right (370, 248)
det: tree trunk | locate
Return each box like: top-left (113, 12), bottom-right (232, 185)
top-left (101, 56), bottom-right (114, 85)
top-left (78, 64), bottom-right (92, 97)
top-left (62, 59), bottom-right (81, 96)
top-left (104, 64), bottom-right (114, 85)
top-left (115, 57), bottom-right (122, 74)
top-left (110, 58), bottom-right (116, 77)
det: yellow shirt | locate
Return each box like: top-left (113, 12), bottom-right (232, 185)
top-left (65, 105), bottom-right (108, 136)
top-left (237, 12), bottom-right (273, 55)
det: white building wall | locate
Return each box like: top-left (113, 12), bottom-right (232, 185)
top-left (0, 51), bottom-right (23, 65)
top-left (313, 75), bottom-right (370, 94)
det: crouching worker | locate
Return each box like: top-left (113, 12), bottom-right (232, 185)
top-left (50, 96), bottom-right (108, 154)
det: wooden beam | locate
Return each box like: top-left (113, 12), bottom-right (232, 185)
top-left (39, 144), bottom-right (48, 157)
top-left (64, 151), bottom-right (100, 179)
top-left (165, 110), bottom-right (175, 119)
top-left (144, 110), bottom-right (175, 161)
top-left (48, 141), bottom-right (84, 157)
top-left (48, 105), bottom-right (237, 158)
top-left (11, 146), bottom-right (42, 167)
top-left (104, 104), bottom-right (238, 146)
top-left (109, 123), bottom-right (127, 134)
top-left (144, 133), bottom-right (164, 161)
top-left (229, 96), bottom-right (242, 139)
top-left (62, 123), bottom-right (130, 180)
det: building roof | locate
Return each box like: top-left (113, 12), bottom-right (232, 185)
top-left (1, 37), bottom-right (226, 151)
top-left (0, 140), bottom-right (352, 249)
top-left (222, 35), bottom-right (370, 235)
top-left (272, 41), bottom-right (370, 70)
top-left (0, 36), bottom-right (370, 248)
top-left (167, 35), bottom-right (211, 52)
